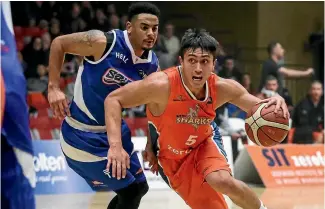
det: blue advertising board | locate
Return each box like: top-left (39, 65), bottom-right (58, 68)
top-left (33, 140), bottom-right (94, 195)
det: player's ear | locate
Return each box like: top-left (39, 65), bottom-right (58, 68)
top-left (126, 21), bottom-right (132, 34)
top-left (213, 59), bottom-right (217, 68)
top-left (178, 56), bottom-right (183, 65)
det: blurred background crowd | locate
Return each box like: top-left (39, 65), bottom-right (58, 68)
top-left (9, 1), bottom-right (324, 162)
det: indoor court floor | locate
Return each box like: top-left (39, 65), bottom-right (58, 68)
top-left (36, 185), bottom-right (324, 209)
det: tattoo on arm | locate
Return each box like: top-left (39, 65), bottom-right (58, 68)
top-left (72, 30), bottom-right (104, 47)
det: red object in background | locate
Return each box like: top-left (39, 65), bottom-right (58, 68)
top-left (27, 92), bottom-right (49, 109)
top-left (124, 117), bottom-right (148, 136)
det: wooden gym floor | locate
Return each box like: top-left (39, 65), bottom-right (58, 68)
top-left (36, 185), bottom-right (324, 209)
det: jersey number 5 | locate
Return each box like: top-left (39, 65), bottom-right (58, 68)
top-left (185, 135), bottom-right (198, 146)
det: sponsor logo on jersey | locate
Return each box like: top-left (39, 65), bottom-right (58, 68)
top-left (176, 104), bottom-right (212, 129)
top-left (138, 70), bottom-right (147, 79)
top-left (102, 68), bottom-right (132, 86)
top-left (103, 169), bottom-right (111, 178)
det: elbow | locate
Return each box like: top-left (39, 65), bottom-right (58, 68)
top-left (50, 37), bottom-right (64, 53)
top-left (279, 69), bottom-right (290, 77)
top-left (104, 94), bottom-right (122, 109)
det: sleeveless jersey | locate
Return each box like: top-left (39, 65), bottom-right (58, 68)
top-left (1, 2), bottom-right (33, 155)
top-left (147, 66), bottom-right (219, 160)
top-left (69, 29), bottom-right (159, 127)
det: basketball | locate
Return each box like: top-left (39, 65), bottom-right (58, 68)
top-left (245, 103), bottom-right (290, 147)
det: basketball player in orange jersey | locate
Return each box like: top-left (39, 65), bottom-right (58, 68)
top-left (104, 29), bottom-right (289, 209)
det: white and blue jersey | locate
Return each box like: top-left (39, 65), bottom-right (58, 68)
top-left (1, 2), bottom-right (36, 209)
top-left (60, 29), bottom-right (159, 191)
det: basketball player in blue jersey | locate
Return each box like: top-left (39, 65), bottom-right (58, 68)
top-left (1, 2), bottom-right (36, 209)
top-left (48, 2), bottom-right (160, 209)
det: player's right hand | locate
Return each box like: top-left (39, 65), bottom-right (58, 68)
top-left (142, 146), bottom-right (159, 176)
top-left (47, 87), bottom-right (71, 120)
top-left (107, 145), bottom-right (130, 180)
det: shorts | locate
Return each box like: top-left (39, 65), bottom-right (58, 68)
top-left (1, 137), bottom-right (36, 209)
top-left (60, 120), bottom-right (146, 191)
top-left (159, 137), bottom-right (231, 209)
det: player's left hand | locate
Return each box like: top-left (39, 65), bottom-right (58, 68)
top-left (257, 95), bottom-right (290, 119)
top-left (142, 146), bottom-right (159, 176)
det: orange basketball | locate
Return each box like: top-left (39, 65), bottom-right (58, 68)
top-left (245, 103), bottom-right (289, 147)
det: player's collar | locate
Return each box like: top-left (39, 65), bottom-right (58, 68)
top-left (123, 30), bottom-right (152, 64)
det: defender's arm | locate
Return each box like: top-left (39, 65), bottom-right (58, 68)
top-left (48, 30), bottom-right (107, 89)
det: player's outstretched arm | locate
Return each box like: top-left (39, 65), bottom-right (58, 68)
top-left (217, 79), bottom-right (289, 119)
top-left (104, 72), bottom-right (169, 179)
top-left (48, 30), bottom-right (106, 119)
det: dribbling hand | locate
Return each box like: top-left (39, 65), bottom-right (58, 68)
top-left (48, 87), bottom-right (71, 120)
top-left (257, 94), bottom-right (290, 119)
top-left (107, 145), bottom-right (130, 180)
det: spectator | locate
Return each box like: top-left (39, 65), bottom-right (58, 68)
top-left (218, 56), bottom-right (242, 82)
top-left (49, 18), bottom-right (61, 40)
top-left (158, 22), bottom-right (180, 69)
top-left (256, 75), bottom-right (294, 113)
top-left (292, 81), bottom-right (324, 144)
top-left (27, 64), bottom-right (48, 93)
top-left (108, 14), bottom-right (120, 30)
top-left (80, 1), bottom-right (94, 24)
top-left (259, 41), bottom-right (314, 93)
top-left (106, 4), bottom-right (116, 16)
top-left (68, 3), bottom-right (85, 33)
top-left (92, 9), bottom-right (109, 31)
top-left (22, 37), bottom-right (46, 78)
top-left (241, 73), bottom-right (254, 94)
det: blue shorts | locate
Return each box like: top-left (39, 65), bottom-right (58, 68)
top-left (60, 120), bottom-right (146, 191)
top-left (1, 137), bottom-right (35, 209)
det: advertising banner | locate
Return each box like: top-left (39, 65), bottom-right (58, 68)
top-left (33, 140), bottom-right (93, 195)
top-left (246, 144), bottom-right (325, 187)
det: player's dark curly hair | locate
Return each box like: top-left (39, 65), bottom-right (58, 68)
top-left (179, 28), bottom-right (219, 59)
top-left (128, 2), bottom-right (160, 21)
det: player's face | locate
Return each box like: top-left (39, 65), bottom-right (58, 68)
top-left (274, 43), bottom-right (285, 59)
top-left (127, 14), bottom-right (159, 51)
top-left (179, 48), bottom-right (215, 90)
top-left (310, 83), bottom-right (323, 101)
top-left (266, 80), bottom-right (278, 92)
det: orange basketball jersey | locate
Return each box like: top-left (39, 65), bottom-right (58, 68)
top-left (147, 66), bottom-right (219, 160)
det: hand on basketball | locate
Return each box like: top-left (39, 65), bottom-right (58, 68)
top-left (107, 145), bottom-right (130, 180)
top-left (48, 87), bottom-right (71, 120)
top-left (257, 95), bottom-right (290, 119)
top-left (142, 146), bottom-right (159, 176)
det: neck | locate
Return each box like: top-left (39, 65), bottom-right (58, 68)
top-left (184, 79), bottom-right (206, 100)
top-left (271, 55), bottom-right (279, 63)
top-left (128, 34), bottom-right (144, 57)
top-left (311, 97), bottom-right (320, 105)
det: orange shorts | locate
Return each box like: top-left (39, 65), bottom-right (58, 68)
top-left (159, 138), bottom-right (231, 209)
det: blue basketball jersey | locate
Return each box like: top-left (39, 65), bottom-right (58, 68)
top-left (1, 2), bottom-right (33, 156)
top-left (69, 29), bottom-right (159, 126)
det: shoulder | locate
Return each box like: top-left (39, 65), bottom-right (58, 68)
top-left (215, 77), bottom-right (243, 90)
top-left (145, 71), bottom-right (169, 87)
